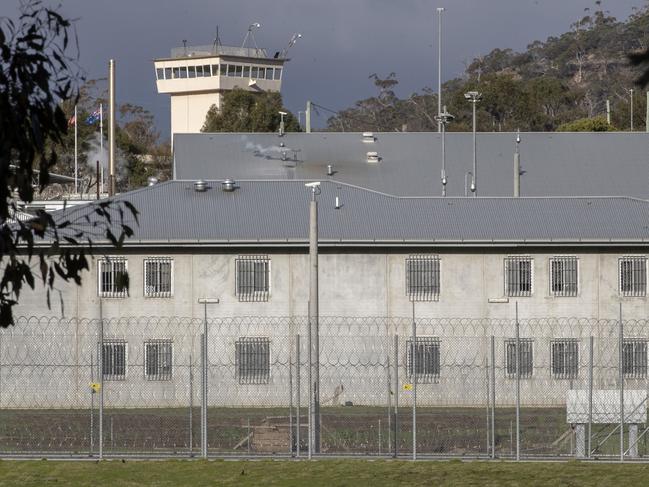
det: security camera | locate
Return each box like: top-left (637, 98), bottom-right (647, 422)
top-left (278, 111), bottom-right (288, 116)
top-left (304, 181), bottom-right (321, 188)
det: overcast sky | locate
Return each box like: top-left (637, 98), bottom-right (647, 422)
top-left (1, 1), bottom-right (644, 139)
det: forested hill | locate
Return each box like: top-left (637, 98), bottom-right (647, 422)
top-left (327, 5), bottom-right (649, 132)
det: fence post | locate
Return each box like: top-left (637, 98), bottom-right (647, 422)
top-left (289, 335), bottom-right (294, 457)
top-left (491, 335), bottom-right (496, 459)
top-left (98, 304), bottom-right (104, 460)
top-left (393, 334), bottom-right (399, 458)
top-left (411, 302), bottom-right (417, 461)
top-left (296, 334), bottom-right (301, 458)
top-left (90, 351), bottom-right (94, 456)
top-left (515, 302), bottom-right (520, 461)
top-left (485, 350), bottom-right (490, 457)
top-left (189, 353), bottom-right (193, 457)
top-left (588, 336), bottom-right (593, 458)
top-left (619, 303), bottom-right (624, 462)
top-left (201, 332), bottom-right (208, 459)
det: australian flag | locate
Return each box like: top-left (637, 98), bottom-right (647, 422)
top-left (85, 109), bottom-right (101, 125)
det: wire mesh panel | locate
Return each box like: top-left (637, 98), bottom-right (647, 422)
top-left (0, 317), bottom-right (96, 454)
top-left (100, 317), bottom-right (201, 456)
top-left (207, 317), bottom-right (294, 456)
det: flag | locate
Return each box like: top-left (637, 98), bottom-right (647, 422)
top-left (68, 114), bottom-right (76, 126)
top-left (85, 109), bottom-right (101, 125)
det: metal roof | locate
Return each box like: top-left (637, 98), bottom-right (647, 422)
top-left (50, 180), bottom-right (649, 247)
top-left (173, 132), bottom-right (649, 199)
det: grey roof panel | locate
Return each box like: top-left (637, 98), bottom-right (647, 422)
top-left (173, 132), bottom-right (649, 198)
top-left (52, 180), bottom-right (649, 245)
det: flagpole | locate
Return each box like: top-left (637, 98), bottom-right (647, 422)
top-left (74, 105), bottom-right (78, 194)
top-left (99, 103), bottom-right (103, 195)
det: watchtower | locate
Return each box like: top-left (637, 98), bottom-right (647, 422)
top-left (154, 33), bottom-right (287, 137)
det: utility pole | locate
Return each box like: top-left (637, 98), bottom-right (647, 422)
top-left (434, 106), bottom-right (454, 196)
top-left (437, 7), bottom-right (444, 132)
top-left (646, 92), bottom-right (649, 133)
top-left (630, 89), bottom-right (634, 131)
top-left (305, 181), bottom-right (321, 454)
top-left (514, 129), bottom-right (521, 197)
top-left (464, 91), bottom-right (482, 196)
top-left (108, 59), bottom-right (116, 196)
top-left (306, 100), bottom-right (312, 133)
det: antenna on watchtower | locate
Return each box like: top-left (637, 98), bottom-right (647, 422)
top-left (241, 22), bottom-right (261, 55)
top-left (212, 26), bottom-right (222, 54)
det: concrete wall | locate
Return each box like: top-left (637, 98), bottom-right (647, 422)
top-left (15, 248), bottom-right (647, 321)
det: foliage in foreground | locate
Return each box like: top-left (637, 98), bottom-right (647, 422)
top-left (0, 1), bottom-right (136, 326)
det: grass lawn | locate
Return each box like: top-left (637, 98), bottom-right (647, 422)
top-left (0, 459), bottom-right (649, 486)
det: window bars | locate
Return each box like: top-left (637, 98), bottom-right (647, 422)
top-left (504, 256), bottom-right (533, 297)
top-left (235, 337), bottom-right (271, 384)
top-left (236, 256), bottom-right (270, 302)
top-left (549, 256), bottom-right (578, 297)
top-left (101, 339), bottom-right (127, 381)
top-left (406, 337), bottom-right (441, 383)
top-left (144, 340), bottom-right (173, 380)
top-left (619, 256), bottom-right (647, 297)
top-left (504, 338), bottom-right (534, 378)
top-left (406, 255), bottom-right (441, 301)
top-left (98, 258), bottom-right (128, 298)
top-left (144, 258), bottom-right (173, 298)
top-left (623, 338), bottom-right (648, 379)
top-left (551, 339), bottom-right (579, 379)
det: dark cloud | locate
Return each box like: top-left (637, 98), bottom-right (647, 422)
top-left (0, 1), bottom-right (641, 139)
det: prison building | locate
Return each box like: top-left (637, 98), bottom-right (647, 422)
top-left (11, 179), bottom-right (649, 408)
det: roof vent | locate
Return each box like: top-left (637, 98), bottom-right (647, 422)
top-left (362, 132), bottom-right (375, 143)
top-left (222, 178), bottom-right (236, 192)
top-left (194, 180), bottom-right (208, 192)
top-left (366, 151), bottom-right (381, 163)
top-left (327, 164), bottom-right (334, 176)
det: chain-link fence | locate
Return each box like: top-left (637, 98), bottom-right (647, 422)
top-left (0, 310), bottom-right (648, 460)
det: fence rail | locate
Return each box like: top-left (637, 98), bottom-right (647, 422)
top-left (0, 311), bottom-right (648, 460)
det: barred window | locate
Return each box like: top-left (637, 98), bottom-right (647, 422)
top-left (623, 338), bottom-right (648, 379)
top-left (406, 255), bottom-right (441, 301)
top-left (504, 339), bottom-right (534, 378)
top-left (98, 258), bottom-right (128, 298)
top-left (236, 256), bottom-right (270, 302)
top-left (504, 256), bottom-right (533, 297)
top-left (550, 257), bottom-right (578, 297)
top-left (101, 340), bottom-right (127, 381)
top-left (406, 337), bottom-right (441, 383)
top-left (144, 340), bottom-right (173, 380)
top-left (235, 337), bottom-right (270, 384)
top-left (551, 339), bottom-right (579, 379)
top-left (619, 256), bottom-right (647, 297)
top-left (144, 258), bottom-right (173, 298)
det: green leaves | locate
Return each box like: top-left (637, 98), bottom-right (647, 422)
top-left (0, 2), bottom-right (138, 327)
top-left (201, 89), bottom-right (300, 133)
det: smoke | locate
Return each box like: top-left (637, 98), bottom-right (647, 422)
top-left (240, 135), bottom-right (290, 157)
top-left (85, 132), bottom-right (108, 174)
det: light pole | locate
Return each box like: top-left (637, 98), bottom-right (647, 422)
top-left (437, 7), bottom-right (445, 132)
top-left (464, 91), bottom-right (482, 196)
top-left (434, 106), bottom-right (454, 196)
top-left (305, 181), bottom-right (321, 456)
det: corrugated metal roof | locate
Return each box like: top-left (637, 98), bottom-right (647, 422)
top-left (51, 180), bottom-right (649, 246)
top-left (173, 132), bottom-right (649, 198)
